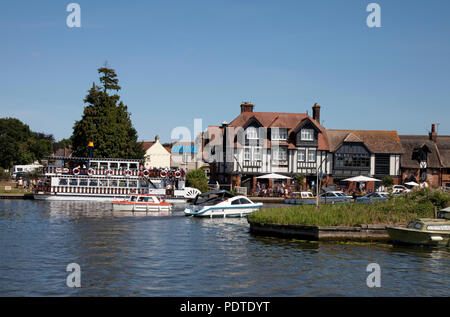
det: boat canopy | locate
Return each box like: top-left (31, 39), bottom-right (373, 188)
top-left (191, 190), bottom-right (234, 206)
top-left (438, 207), bottom-right (450, 220)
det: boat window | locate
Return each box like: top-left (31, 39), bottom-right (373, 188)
top-left (414, 222), bottom-right (423, 230)
top-left (231, 199), bottom-right (241, 205)
top-left (100, 162), bottom-right (108, 169)
top-left (58, 179), bottom-right (68, 186)
top-left (326, 192), bottom-right (335, 197)
top-left (89, 179), bottom-right (98, 187)
top-left (109, 180), bottom-right (118, 187)
top-left (79, 179), bottom-right (88, 187)
top-left (129, 180), bottom-right (137, 188)
top-left (69, 179), bottom-right (78, 186)
top-left (129, 163), bottom-right (138, 170)
top-left (100, 179), bottom-right (108, 187)
top-left (407, 221), bottom-right (415, 228)
top-left (120, 163), bottom-right (128, 169)
top-left (110, 162), bottom-right (118, 169)
top-left (130, 196), bottom-right (137, 202)
top-left (239, 198), bottom-right (252, 204)
top-left (90, 162), bottom-right (98, 168)
top-left (119, 180), bottom-right (127, 187)
top-left (137, 197), bottom-right (145, 202)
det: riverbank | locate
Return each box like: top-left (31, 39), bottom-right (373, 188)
top-left (0, 193), bottom-right (34, 199)
top-left (248, 188), bottom-right (450, 241)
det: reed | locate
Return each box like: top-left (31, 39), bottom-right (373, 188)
top-left (248, 188), bottom-right (450, 227)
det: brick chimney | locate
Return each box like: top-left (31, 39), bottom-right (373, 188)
top-left (312, 103), bottom-right (321, 123)
top-left (429, 124), bottom-right (437, 142)
top-left (240, 102), bottom-right (254, 113)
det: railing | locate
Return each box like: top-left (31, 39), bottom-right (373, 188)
top-left (297, 162), bottom-right (317, 169)
top-left (50, 186), bottom-right (154, 195)
top-left (243, 161), bottom-right (263, 168)
top-left (44, 167), bottom-right (148, 177)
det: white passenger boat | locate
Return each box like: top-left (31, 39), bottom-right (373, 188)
top-left (184, 190), bottom-right (263, 218)
top-left (34, 156), bottom-right (201, 202)
top-left (112, 195), bottom-right (172, 212)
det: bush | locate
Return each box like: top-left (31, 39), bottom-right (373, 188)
top-left (382, 177), bottom-right (394, 188)
top-left (186, 169), bottom-right (209, 193)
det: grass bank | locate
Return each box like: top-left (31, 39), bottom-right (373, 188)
top-left (248, 188), bottom-right (450, 227)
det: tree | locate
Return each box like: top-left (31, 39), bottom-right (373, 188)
top-left (71, 66), bottom-right (144, 159)
top-left (0, 118), bottom-right (53, 168)
top-left (186, 169), bottom-right (209, 193)
top-left (382, 177), bottom-right (394, 188)
top-left (294, 174), bottom-right (305, 191)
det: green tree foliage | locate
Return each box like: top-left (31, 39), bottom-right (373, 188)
top-left (186, 169), bottom-right (209, 193)
top-left (0, 118), bottom-right (53, 169)
top-left (382, 177), bottom-right (394, 188)
top-left (71, 66), bottom-right (144, 159)
top-left (294, 174), bottom-right (305, 191)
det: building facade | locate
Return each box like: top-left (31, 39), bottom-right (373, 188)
top-left (400, 124), bottom-right (450, 187)
top-left (205, 102), bottom-right (331, 192)
top-left (141, 136), bottom-right (171, 169)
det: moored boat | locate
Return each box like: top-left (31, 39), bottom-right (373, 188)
top-left (112, 194), bottom-right (172, 212)
top-left (284, 191), bottom-right (316, 205)
top-left (386, 207), bottom-right (450, 246)
top-left (184, 190), bottom-right (263, 218)
top-left (33, 156), bottom-right (200, 202)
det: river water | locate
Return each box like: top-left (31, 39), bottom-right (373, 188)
top-left (0, 200), bottom-right (449, 297)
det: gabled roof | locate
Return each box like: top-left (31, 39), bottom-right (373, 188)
top-left (228, 111), bottom-right (329, 151)
top-left (400, 135), bottom-right (450, 168)
top-left (140, 142), bottom-right (171, 153)
top-left (327, 130), bottom-right (403, 154)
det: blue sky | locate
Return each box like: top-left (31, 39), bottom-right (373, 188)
top-left (1, 0), bottom-right (449, 142)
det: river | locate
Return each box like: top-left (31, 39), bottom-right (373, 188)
top-left (0, 200), bottom-right (449, 296)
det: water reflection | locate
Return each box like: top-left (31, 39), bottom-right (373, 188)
top-left (0, 200), bottom-right (449, 296)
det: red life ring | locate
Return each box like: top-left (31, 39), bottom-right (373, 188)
top-left (72, 168), bottom-right (80, 176)
top-left (143, 169), bottom-right (150, 177)
top-left (175, 170), bottom-right (181, 179)
top-left (105, 169), bottom-right (112, 176)
top-left (124, 169), bottom-right (132, 176)
top-left (160, 170), bottom-right (167, 178)
top-left (87, 168), bottom-right (95, 176)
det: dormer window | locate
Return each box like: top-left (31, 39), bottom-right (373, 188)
top-left (301, 129), bottom-right (314, 141)
top-left (271, 128), bottom-right (287, 141)
top-left (246, 127), bottom-right (259, 140)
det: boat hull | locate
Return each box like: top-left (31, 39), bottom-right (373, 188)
top-left (386, 226), bottom-right (450, 247)
top-left (34, 193), bottom-right (123, 202)
top-left (184, 204), bottom-right (263, 218)
top-left (112, 202), bottom-right (172, 212)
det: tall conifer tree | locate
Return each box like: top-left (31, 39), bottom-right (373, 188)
top-left (71, 66), bottom-right (144, 159)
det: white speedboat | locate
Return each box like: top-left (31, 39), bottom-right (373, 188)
top-left (112, 194), bottom-right (172, 212)
top-left (184, 190), bottom-right (263, 218)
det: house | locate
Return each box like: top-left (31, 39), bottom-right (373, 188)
top-left (170, 141), bottom-right (207, 172)
top-left (400, 124), bottom-right (450, 187)
top-left (204, 102), bottom-right (331, 192)
top-left (140, 136), bottom-right (171, 169)
top-left (327, 129), bottom-right (404, 191)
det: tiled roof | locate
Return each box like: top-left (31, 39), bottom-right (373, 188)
top-left (228, 111), bottom-right (329, 151)
top-left (400, 135), bottom-right (450, 168)
top-left (328, 130), bottom-right (403, 154)
top-left (140, 142), bottom-right (171, 153)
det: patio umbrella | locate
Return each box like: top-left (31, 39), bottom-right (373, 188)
top-left (405, 181), bottom-right (419, 187)
top-left (343, 175), bottom-right (381, 182)
top-left (256, 173), bottom-right (291, 196)
top-left (256, 173), bottom-right (291, 179)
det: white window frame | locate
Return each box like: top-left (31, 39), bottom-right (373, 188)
top-left (298, 149), bottom-right (306, 162)
top-left (301, 129), bottom-right (314, 141)
top-left (272, 147), bottom-right (287, 162)
top-left (307, 149), bottom-right (316, 162)
top-left (271, 128), bottom-right (287, 141)
top-left (246, 127), bottom-right (259, 140)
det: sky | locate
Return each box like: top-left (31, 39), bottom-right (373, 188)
top-left (1, 0), bottom-right (449, 143)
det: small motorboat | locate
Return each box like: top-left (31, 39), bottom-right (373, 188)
top-left (284, 191), bottom-right (316, 205)
top-left (112, 194), bottom-right (172, 212)
top-left (184, 190), bottom-right (263, 218)
top-left (386, 207), bottom-right (450, 246)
